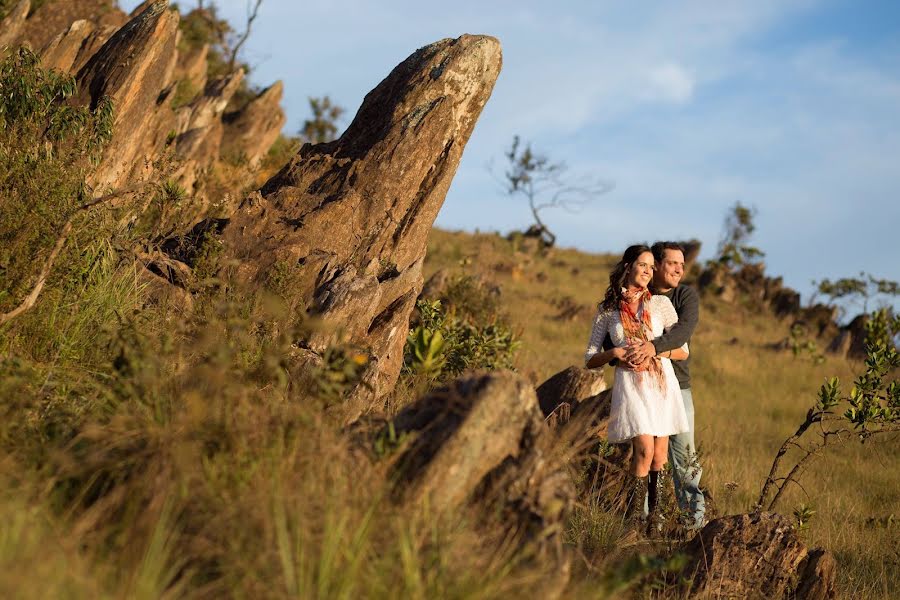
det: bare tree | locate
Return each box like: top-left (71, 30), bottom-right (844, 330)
top-left (227, 0), bottom-right (263, 71)
top-left (498, 135), bottom-right (612, 248)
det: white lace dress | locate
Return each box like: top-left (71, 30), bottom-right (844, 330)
top-left (584, 295), bottom-right (689, 443)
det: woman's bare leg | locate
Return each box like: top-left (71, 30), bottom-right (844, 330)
top-left (651, 436), bottom-right (669, 471)
top-left (631, 435), bottom-right (654, 476)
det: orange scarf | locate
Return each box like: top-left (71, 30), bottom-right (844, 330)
top-left (619, 287), bottom-right (666, 391)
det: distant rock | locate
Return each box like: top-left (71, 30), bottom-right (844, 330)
top-left (220, 35), bottom-right (502, 412)
top-left (221, 80), bottom-right (287, 168)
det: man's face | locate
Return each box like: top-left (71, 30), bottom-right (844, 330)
top-left (654, 249), bottom-right (685, 290)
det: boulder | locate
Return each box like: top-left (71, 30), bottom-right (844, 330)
top-left (388, 370), bottom-right (573, 597)
top-left (220, 35), bottom-right (502, 412)
top-left (0, 0), bottom-right (30, 50)
top-left (75, 0), bottom-right (179, 190)
top-left (536, 365), bottom-right (606, 418)
top-left (677, 512), bottom-right (836, 599)
top-left (221, 80), bottom-right (287, 167)
top-left (827, 313), bottom-right (868, 359)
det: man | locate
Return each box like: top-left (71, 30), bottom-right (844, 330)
top-left (624, 241), bottom-right (705, 530)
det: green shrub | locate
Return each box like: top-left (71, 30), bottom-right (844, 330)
top-left (403, 297), bottom-right (519, 381)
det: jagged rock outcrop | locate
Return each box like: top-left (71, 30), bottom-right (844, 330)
top-left (16, 0), bottom-right (126, 52)
top-left (677, 512), bottom-right (836, 599)
top-left (220, 35), bottom-right (502, 411)
top-left (74, 0), bottom-right (179, 190)
top-left (173, 70), bottom-right (245, 191)
top-left (222, 81), bottom-right (287, 167)
top-left (39, 19), bottom-right (96, 71)
top-left (0, 0), bottom-right (30, 49)
top-left (389, 370), bottom-right (573, 598)
top-left (9, 0), bottom-right (287, 233)
top-left (172, 40), bottom-right (208, 93)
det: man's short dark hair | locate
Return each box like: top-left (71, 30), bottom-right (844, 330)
top-left (651, 241), bottom-right (685, 263)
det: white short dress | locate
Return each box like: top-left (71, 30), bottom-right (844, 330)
top-left (584, 295), bottom-right (689, 444)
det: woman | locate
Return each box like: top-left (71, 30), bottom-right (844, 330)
top-left (584, 244), bottom-right (689, 530)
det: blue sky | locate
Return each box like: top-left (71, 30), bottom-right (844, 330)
top-left (124, 1), bottom-right (900, 308)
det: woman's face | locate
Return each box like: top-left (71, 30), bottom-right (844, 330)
top-left (626, 251), bottom-right (655, 289)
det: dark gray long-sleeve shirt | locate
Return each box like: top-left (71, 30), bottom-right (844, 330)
top-left (652, 285), bottom-right (699, 389)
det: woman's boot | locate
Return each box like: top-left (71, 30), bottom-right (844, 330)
top-left (645, 469), bottom-right (660, 536)
top-left (621, 473), bottom-right (647, 522)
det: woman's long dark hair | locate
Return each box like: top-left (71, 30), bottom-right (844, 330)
top-left (599, 244), bottom-right (652, 311)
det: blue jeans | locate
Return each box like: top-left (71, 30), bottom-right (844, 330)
top-left (669, 388), bottom-right (705, 528)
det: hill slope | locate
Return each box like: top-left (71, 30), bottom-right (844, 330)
top-left (425, 227), bottom-right (899, 598)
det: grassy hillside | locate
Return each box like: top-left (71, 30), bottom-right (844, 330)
top-left (425, 228), bottom-right (899, 598)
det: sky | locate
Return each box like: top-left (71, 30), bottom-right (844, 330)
top-left (123, 0), bottom-right (900, 309)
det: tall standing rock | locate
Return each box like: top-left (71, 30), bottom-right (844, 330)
top-left (74, 0), bottom-right (178, 190)
top-left (221, 35), bottom-right (502, 410)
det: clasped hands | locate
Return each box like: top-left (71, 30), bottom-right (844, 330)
top-left (615, 339), bottom-right (656, 370)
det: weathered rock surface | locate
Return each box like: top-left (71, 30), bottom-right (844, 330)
top-left (172, 40), bottom-right (208, 94)
top-left (677, 512), bottom-right (836, 599)
top-left (173, 70), bottom-right (245, 190)
top-left (75, 0), bottom-right (179, 189)
top-left (220, 35), bottom-right (502, 410)
top-left (536, 365), bottom-right (607, 426)
top-left (388, 370), bottom-right (573, 597)
top-left (0, 0), bottom-right (30, 50)
top-left (16, 0), bottom-right (126, 52)
top-left (9, 0), bottom-right (287, 233)
top-left (39, 19), bottom-right (96, 72)
top-left (221, 80), bottom-right (287, 167)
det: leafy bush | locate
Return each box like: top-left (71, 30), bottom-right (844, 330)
top-left (404, 297), bottom-right (519, 381)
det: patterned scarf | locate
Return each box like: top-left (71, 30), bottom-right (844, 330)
top-left (619, 287), bottom-right (666, 391)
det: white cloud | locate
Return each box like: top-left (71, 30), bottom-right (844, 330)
top-left (646, 62), bottom-right (695, 104)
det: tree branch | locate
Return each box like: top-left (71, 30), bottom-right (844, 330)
top-left (228, 0), bottom-right (263, 71)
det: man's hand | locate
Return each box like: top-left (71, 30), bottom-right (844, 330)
top-left (624, 340), bottom-right (655, 367)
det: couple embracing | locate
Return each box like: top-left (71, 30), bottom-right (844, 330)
top-left (584, 242), bottom-right (705, 533)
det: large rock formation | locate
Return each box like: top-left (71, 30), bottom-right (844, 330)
top-left (677, 512), bottom-right (836, 599)
top-left (220, 35), bottom-right (502, 410)
top-left (4, 0), bottom-right (286, 221)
